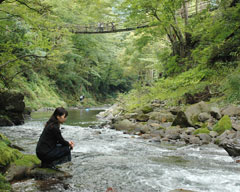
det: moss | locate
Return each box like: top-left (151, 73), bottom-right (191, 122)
top-left (213, 115), bottom-right (232, 135)
top-left (0, 174), bottom-right (11, 191)
top-left (214, 138), bottom-right (220, 145)
top-left (156, 126), bottom-right (165, 130)
top-left (0, 133), bottom-right (11, 145)
top-left (0, 140), bottom-right (21, 167)
top-left (194, 128), bottom-right (210, 135)
top-left (13, 154), bottom-right (40, 167)
top-left (141, 105), bottom-right (153, 114)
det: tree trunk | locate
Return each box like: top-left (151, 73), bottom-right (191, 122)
top-left (196, 0), bottom-right (198, 14)
top-left (183, 0), bottom-right (188, 26)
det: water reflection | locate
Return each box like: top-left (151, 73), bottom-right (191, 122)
top-left (31, 108), bottom-right (105, 127)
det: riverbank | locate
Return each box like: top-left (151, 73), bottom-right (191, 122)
top-left (98, 101), bottom-right (240, 160)
top-left (1, 110), bottom-right (240, 192)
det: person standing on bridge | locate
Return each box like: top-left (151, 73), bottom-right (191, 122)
top-left (98, 22), bottom-right (104, 32)
top-left (36, 107), bottom-right (74, 169)
top-left (111, 22), bottom-right (115, 31)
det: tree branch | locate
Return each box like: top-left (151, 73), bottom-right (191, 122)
top-left (0, 54), bottom-right (47, 69)
top-left (15, 0), bottom-right (41, 13)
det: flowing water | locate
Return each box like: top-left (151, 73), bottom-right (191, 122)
top-left (1, 108), bottom-right (240, 192)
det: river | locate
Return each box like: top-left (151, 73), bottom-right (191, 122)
top-left (1, 108), bottom-right (240, 192)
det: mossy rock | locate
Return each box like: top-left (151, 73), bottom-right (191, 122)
top-left (4, 154), bottom-right (40, 182)
top-left (213, 115), bottom-right (232, 135)
top-left (141, 105), bottom-right (154, 114)
top-left (13, 154), bottom-right (40, 167)
top-left (194, 128), bottom-right (210, 135)
top-left (30, 168), bottom-right (72, 180)
top-left (0, 174), bottom-right (11, 192)
top-left (0, 133), bottom-right (11, 145)
top-left (0, 139), bottom-right (21, 167)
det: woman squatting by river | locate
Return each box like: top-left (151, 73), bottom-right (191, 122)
top-left (36, 107), bottom-right (74, 169)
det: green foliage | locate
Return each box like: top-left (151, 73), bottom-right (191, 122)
top-left (213, 115), bottom-right (232, 135)
top-left (191, 4), bottom-right (240, 67)
top-left (0, 173), bottom-right (11, 192)
top-left (227, 73), bottom-right (240, 102)
top-left (0, 0), bottom-right (240, 108)
top-left (194, 128), bottom-right (210, 135)
top-left (120, 66), bottom-right (212, 112)
top-left (163, 55), bottom-right (182, 76)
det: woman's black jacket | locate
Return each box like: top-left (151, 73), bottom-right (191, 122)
top-left (36, 122), bottom-right (69, 156)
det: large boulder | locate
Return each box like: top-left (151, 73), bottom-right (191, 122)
top-left (220, 142), bottom-right (240, 157)
top-left (185, 101), bottom-right (210, 125)
top-left (0, 115), bottom-right (14, 126)
top-left (173, 101), bottom-right (220, 128)
top-left (0, 92), bottom-right (25, 113)
top-left (0, 91), bottom-right (26, 126)
top-left (148, 111), bottom-right (175, 123)
top-left (112, 119), bottom-right (138, 132)
top-left (172, 111), bottom-right (192, 127)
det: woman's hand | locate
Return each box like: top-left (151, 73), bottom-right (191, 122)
top-left (69, 141), bottom-right (74, 149)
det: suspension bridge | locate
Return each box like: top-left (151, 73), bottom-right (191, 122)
top-left (69, 0), bottom-right (215, 34)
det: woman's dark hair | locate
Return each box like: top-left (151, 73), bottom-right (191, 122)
top-left (46, 107), bottom-right (68, 127)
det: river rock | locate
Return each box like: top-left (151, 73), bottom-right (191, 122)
top-left (184, 127), bottom-right (195, 135)
top-left (210, 107), bottom-right (222, 120)
top-left (124, 113), bottom-right (138, 119)
top-left (0, 115), bottom-right (14, 126)
top-left (134, 123), bottom-right (149, 134)
top-left (197, 133), bottom-right (212, 144)
top-left (136, 113), bottom-right (149, 122)
top-left (221, 105), bottom-right (240, 116)
top-left (165, 127), bottom-right (182, 140)
top-left (198, 112), bottom-right (211, 122)
top-left (148, 111), bottom-right (175, 122)
top-left (172, 111), bottom-right (192, 127)
top-left (185, 101), bottom-right (210, 125)
top-left (219, 141), bottom-right (240, 157)
top-left (189, 136), bottom-right (202, 145)
top-left (112, 119), bottom-right (137, 132)
top-left (30, 168), bottom-right (72, 180)
top-left (232, 123), bottom-right (240, 131)
top-left (140, 105), bottom-right (154, 114)
top-left (209, 131), bottom-right (218, 138)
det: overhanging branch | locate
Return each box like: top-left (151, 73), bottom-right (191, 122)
top-left (0, 54), bottom-right (47, 69)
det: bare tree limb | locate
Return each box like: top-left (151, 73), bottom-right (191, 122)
top-left (15, 0), bottom-right (42, 13)
top-left (0, 54), bottom-right (47, 69)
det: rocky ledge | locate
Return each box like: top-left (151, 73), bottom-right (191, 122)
top-left (0, 91), bottom-right (30, 126)
top-left (0, 133), bottom-right (71, 191)
top-left (98, 101), bottom-right (240, 160)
